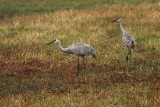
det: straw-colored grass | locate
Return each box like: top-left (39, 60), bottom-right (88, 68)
top-left (0, 0), bottom-right (160, 107)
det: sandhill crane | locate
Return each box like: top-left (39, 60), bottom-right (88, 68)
top-left (46, 39), bottom-right (96, 77)
top-left (112, 18), bottom-right (135, 60)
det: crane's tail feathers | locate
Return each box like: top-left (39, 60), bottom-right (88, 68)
top-left (92, 55), bottom-right (96, 58)
top-left (91, 49), bottom-right (96, 58)
top-left (131, 41), bottom-right (135, 49)
top-left (91, 52), bottom-right (97, 58)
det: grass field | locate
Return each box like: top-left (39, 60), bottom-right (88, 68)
top-left (0, 0), bottom-right (160, 107)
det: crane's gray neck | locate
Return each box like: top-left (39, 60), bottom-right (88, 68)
top-left (119, 20), bottom-right (125, 33)
top-left (57, 41), bottom-right (66, 52)
top-left (57, 41), bottom-right (69, 53)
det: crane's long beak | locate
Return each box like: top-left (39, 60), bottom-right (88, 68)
top-left (46, 41), bottom-right (53, 45)
top-left (112, 19), bottom-right (118, 22)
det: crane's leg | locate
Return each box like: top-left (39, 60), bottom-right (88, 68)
top-left (126, 55), bottom-right (128, 61)
top-left (83, 57), bottom-right (86, 79)
top-left (77, 57), bottom-right (80, 77)
top-left (126, 48), bottom-right (129, 61)
top-left (129, 48), bottom-right (132, 56)
top-left (129, 48), bottom-right (132, 60)
top-left (126, 47), bottom-right (131, 61)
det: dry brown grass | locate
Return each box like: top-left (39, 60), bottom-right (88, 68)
top-left (0, 2), bottom-right (160, 107)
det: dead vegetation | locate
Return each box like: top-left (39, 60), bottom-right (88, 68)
top-left (0, 1), bottom-right (160, 107)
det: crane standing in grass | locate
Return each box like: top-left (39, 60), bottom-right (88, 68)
top-left (112, 18), bottom-right (135, 61)
top-left (47, 39), bottom-right (96, 77)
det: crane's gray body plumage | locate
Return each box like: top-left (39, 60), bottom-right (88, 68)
top-left (116, 18), bottom-right (135, 60)
top-left (120, 20), bottom-right (135, 49)
top-left (50, 39), bottom-right (96, 77)
top-left (64, 43), bottom-right (96, 58)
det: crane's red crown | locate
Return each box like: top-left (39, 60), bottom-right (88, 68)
top-left (53, 39), bottom-right (56, 42)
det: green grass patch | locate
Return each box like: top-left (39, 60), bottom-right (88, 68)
top-left (0, 1), bottom-right (160, 107)
top-left (0, 0), bottom-right (159, 20)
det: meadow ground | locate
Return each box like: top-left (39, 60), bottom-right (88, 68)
top-left (0, 0), bottom-right (160, 107)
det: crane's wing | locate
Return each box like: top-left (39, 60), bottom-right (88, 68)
top-left (66, 43), bottom-right (96, 57)
top-left (123, 31), bottom-right (135, 49)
